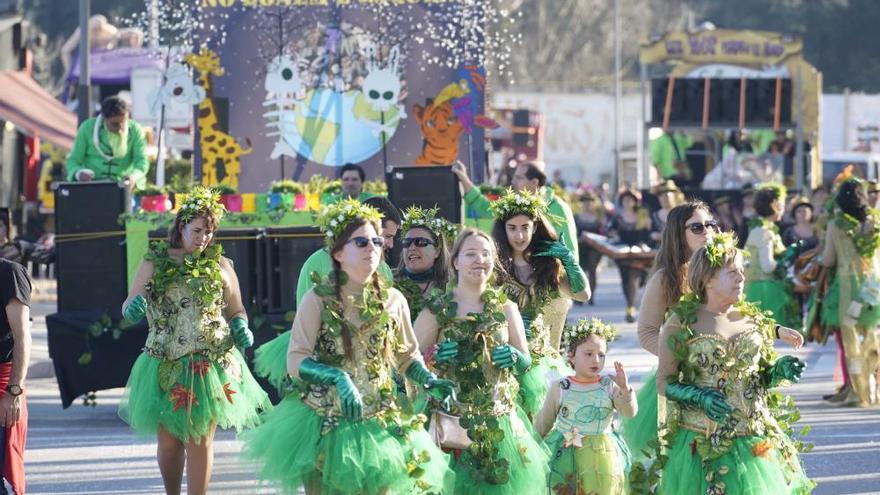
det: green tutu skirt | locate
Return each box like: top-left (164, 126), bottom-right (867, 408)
top-left (660, 429), bottom-right (812, 495)
top-left (820, 275), bottom-right (842, 329)
top-left (450, 410), bottom-right (550, 494)
top-left (518, 355), bottom-right (572, 418)
top-left (241, 394), bottom-right (454, 494)
top-left (253, 330), bottom-right (292, 394)
top-left (546, 431), bottom-right (630, 495)
top-left (621, 369), bottom-right (659, 460)
top-left (745, 279), bottom-right (801, 329)
top-left (118, 350), bottom-right (271, 442)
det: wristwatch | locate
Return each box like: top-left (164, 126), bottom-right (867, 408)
top-left (6, 384), bottom-right (22, 397)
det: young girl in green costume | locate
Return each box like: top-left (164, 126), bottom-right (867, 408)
top-left (534, 317), bottom-right (637, 495)
top-left (118, 186), bottom-right (271, 495)
top-left (744, 183), bottom-right (802, 329)
top-left (242, 199), bottom-right (456, 494)
top-left (415, 228), bottom-right (550, 494)
top-left (489, 189), bottom-right (590, 418)
top-left (657, 232), bottom-right (812, 494)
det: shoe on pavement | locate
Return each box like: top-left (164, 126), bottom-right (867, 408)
top-left (823, 384), bottom-right (851, 403)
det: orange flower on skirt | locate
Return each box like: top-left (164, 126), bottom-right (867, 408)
top-left (752, 440), bottom-right (774, 458)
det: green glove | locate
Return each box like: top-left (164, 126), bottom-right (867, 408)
top-left (299, 358), bottom-right (363, 420)
top-left (230, 316), bottom-right (254, 350)
top-left (123, 295), bottom-right (148, 323)
top-left (534, 240), bottom-right (588, 293)
top-left (406, 361), bottom-right (457, 408)
top-left (665, 382), bottom-right (734, 423)
top-left (521, 315), bottom-right (533, 340)
top-left (491, 344), bottom-right (532, 375)
top-left (434, 340), bottom-right (459, 364)
top-left (763, 355), bottom-right (806, 388)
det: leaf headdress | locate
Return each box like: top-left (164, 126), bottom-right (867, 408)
top-left (488, 188), bottom-right (547, 220)
top-left (178, 186), bottom-right (226, 224)
top-left (315, 198), bottom-right (383, 248)
top-left (561, 317), bottom-right (618, 351)
top-left (703, 231), bottom-right (739, 268)
top-left (399, 206), bottom-right (459, 245)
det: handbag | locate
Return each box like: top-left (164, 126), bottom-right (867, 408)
top-left (429, 411), bottom-right (472, 450)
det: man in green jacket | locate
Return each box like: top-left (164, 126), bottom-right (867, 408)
top-left (66, 96), bottom-right (149, 188)
top-left (320, 163), bottom-right (380, 204)
top-left (452, 160), bottom-right (579, 258)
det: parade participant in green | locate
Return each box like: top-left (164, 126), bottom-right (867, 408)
top-left (67, 96), bottom-right (150, 188)
top-left (253, 197), bottom-right (399, 393)
top-left (242, 201), bottom-right (455, 495)
top-left (452, 160), bottom-right (579, 258)
top-left (415, 228), bottom-right (549, 494)
top-left (394, 206), bottom-right (458, 322)
top-left (657, 233), bottom-right (812, 495)
top-left (490, 188), bottom-right (589, 418)
top-left (744, 183), bottom-right (802, 329)
top-left (534, 318), bottom-right (637, 495)
top-left (819, 177), bottom-right (880, 407)
top-left (320, 163), bottom-right (381, 204)
top-left (118, 187), bottom-right (270, 495)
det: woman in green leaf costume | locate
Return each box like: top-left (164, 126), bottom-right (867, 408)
top-left (819, 177), bottom-right (880, 407)
top-left (394, 206), bottom-right (457, 323)
top-left (241, 200), bottom-right (456, 494)
top-left (657, 233), bottom-right (812, 495)
top-left (415, 228), bottom-right (549, 494)
top-left (744, 183), bottom-right (802, 329)
top-left (118, 186), bottom-right (271, 495)
top-left (489, 189), bottom-right (590, 418)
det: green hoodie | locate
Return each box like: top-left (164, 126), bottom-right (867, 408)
top-left (66, 117), bottom-right (149, 188)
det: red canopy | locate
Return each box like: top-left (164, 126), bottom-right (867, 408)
top-left (0, 71), bottom-right (77, 150)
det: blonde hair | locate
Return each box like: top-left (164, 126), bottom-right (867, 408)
top-left (687, 244), bottom-right (740, 301)
top-left (449, 228), bottom-right (499, 280)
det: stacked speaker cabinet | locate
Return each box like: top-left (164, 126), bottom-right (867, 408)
top-left (263, 226), bottom-right (325, 313)
top-left (54, 182), bottom-right (129, 315)
top-left (386, 165), bottom-right (463, 224)
top-left (650, 78), bottom-right (792, 128)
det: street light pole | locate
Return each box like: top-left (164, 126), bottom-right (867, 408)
top-left (613, 0), bottom-right (622, 191)
top-left (77, 0), bottom-right (91, 124)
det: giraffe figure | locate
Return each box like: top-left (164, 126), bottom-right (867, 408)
top-left (185, 48), bottom-right (252, 188)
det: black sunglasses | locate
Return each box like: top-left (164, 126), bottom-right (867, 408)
top-left (401, 237), bottom-right (436, 248)
top-left (346, 236), bottom-right (384, 248)
top-left (686, 220), bottom-right (719, 234)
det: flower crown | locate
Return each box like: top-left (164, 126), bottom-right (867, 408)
top-left (400, 206), bottom-right (459, 245)
top-left (488, 188), bottom-right (547, 220)
top-left (315, 198), bottom-right (383, 247)
top-left (756, 181), bottom-right (787, 201)
top-left (179, 186), bottom-right (226, 223)
top-left (562, 317), bottom-right (618, 350)
top-left (703, 231), bottom-right (739, 268)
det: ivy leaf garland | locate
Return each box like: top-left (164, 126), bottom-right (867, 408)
top-left (835, 210), bottom-right (880, 259)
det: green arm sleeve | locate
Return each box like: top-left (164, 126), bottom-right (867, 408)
top-left (463, 187), bottom-right (493, 219)
top-left (126, 123), bottom-right (149, 187)
top-left (549, 199), bottom-right (579, 259)
top-left (66, 122), bottom-right (91, 181)
top-left (296, 250), bottom-right (329, 308)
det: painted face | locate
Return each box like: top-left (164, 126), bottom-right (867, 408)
top-left (333, 223), bottom-right (382, 282)
top-left (104, 113), bottom-right (128, 134)
top-left (403, 227), bottom-right (439, 274)
top-left (569, 334), bottom-right (607, 380)
top-left (707, 252), bottom-right (746, 305)
top-left (505, 214), bottom-right (534, 256)
top-left (453, 234), bottom-right (494, 285)
top-left (341, 170), bottom-right (363, 197)
top-left (684, 209), bottom-right (716, 255)
top-left (179, 217), bottom-right (214, 254)
top-left (381, 220), bottom-right (399, 250)
top-left (512, 164), bottom-right (540, 193)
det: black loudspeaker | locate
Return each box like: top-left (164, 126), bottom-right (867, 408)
top-left (148, 228), bottom-right (263, 312)
top-left (263, 226), bottom-right (325, 313)
top-left (512, 109), bottom-right (530, 146)
top-left (54, 182), bottom-right (129, 315)
top-left (652, 78), bottom-right (792, 127)
top-left (386, 165), bottom-right (462, 224)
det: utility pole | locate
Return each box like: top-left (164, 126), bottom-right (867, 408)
top-left (613, 0), bottom-right (622, 191)
top-left (77, 0), bottom-right (91, 124)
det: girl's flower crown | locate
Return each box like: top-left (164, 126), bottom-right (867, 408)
top-left (703, 231), bottom-right (739, 268)
top-left (179, 186), bottom-right (226, 223)
top-left (562, 317), bottom-right (618, 350)
top-left (315, 198), bottom-right (383, 248)
top-left (488, 188), bottom-right (547, 220)
top-left (400, 206), bottom-right (459, 245)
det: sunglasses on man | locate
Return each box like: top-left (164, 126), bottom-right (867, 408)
top-left (686, 220), bottom-right (719, 235)
top-left (401, 237), bottom-right (436, 248)
top-left (346, 236), bottom-right (384, 248)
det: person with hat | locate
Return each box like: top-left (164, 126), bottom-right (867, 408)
top-left (649, 180), bottom-right (683, 244)
top-left (452, 160), bottom-right (579, 258)
top-left (66, 96), bottom-right (150, 188)
top-left (782, 196), bottom-right (818, 252)
top-left (867, 180), bottom-right (880, 209)
top-left (712, 195), bottom-right (739, 233)
top-left (607, 188), bottom-right (653, 322)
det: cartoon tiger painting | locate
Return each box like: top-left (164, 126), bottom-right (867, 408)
top-left (413, 98), bottom-right (464, 165)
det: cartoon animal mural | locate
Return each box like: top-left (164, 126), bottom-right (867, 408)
top-left (185, 48), bottom-right (253, 188)
top-left (263, 53), bottom-right (307, 160)
top-left (413, 98), bottom-right (464, 165)
top-left (353, 45), bottom-right (407, 140)
top-left (148, 61), bottom-right (206, 116)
